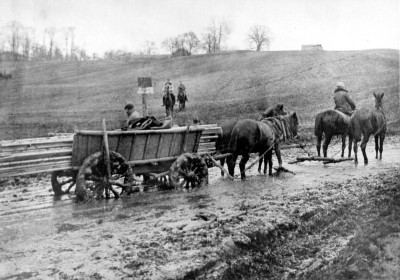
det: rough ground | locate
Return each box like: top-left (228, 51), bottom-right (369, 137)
top-left (0, 136), bottom-right (400, 280)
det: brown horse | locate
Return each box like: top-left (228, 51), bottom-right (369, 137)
top-left (350, 92), bottom-right (387, 164)
top-left (227, 112), bottom-right (299, 180)
top-left (314, 110), bottom-right (353, 158)
top-left (216, 104), bottom-right (289, 176)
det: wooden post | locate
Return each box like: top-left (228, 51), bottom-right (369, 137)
top-left (138, 77), bottom-right (153, 117)
top-left (102, 119), bottom-right (112, 198)
top-left (142, 93), bottom-right (148, 117)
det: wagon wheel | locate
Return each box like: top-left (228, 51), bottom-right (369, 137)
top-left (169, 153), bottom-right (208, 189)
top-left (75, 151), bottom-right (137, 201)
top-left (51, 170), bottom-right (78, 196)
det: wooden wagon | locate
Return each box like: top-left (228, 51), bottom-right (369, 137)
top-left (0, 121), bottom-right (222, 201)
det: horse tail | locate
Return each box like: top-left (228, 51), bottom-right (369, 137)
top-left (314, 112), bottom-right (324, 138)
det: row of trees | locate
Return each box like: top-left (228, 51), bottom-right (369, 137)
top-left (0, 19), bottom-right (273, 62)
top-left (0, 21), bottom-right (89, 61)
top-left (159, 20), bottom-right (272, 56)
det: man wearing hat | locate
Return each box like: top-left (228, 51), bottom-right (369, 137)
top-left (124, 103), bottom-right (142, 128)
top-left (333, 82), bottom-right (356, 116)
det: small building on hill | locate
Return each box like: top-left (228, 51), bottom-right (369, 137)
top-left (301, 44), bottom-right (323, 51)
top-left (171, 48), bottom-right (190, 57)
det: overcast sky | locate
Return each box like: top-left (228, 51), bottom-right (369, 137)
top-left (1, 0), bottom-right (399, 55)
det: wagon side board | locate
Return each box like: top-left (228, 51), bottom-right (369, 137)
top-left (71, 126), bottom-right (209, 169)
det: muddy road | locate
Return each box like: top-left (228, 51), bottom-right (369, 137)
top-left (1, 137), bottom-right (400, 279)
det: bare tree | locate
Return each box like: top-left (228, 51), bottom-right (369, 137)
top-left (184, 31), bottom-right (199, 54)
top-left (141, 41), bottom-right (156, 55)
top-left (45, 27), bottom-right (57, 58)
top-left (248, 25), bottom-right (272, 51)
top-left (202, 33), bottom-right (214, 54)
top-left (68, 27), bottom-right (75, 60)
top-left (202, 18), bottom-right (230, 53)
top-left (161, 37), bottom-right (178, 54)
top-left (5, 21), bottom-right (23, 59)
top-left (21, 27), bottom-right (35, 60)
top-left (62, 28), bottom-right (70, 59)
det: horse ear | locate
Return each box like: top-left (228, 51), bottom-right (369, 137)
top-left (381, 92), bottom-right (384, 98)
top-left (373, 92), bottom-right (376, 98)
top-left (292, 112), bottom-right (297, 119)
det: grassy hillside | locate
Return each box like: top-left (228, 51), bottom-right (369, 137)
top-left (0, 49), bottom-right (398, 139)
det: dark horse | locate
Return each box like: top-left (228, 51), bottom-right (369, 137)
top-left (177, 92), bottom-right (188, 111)
top-left (350, 92), bottom-right (387, 164)
top-left (163, 85), bottom-right (176, 117)
top-left (216, 104), bottom-right (288, 176)
top-left (314, 109), bottom-right (353, 158)
top-left (227, 112), bottom-right (299, 180)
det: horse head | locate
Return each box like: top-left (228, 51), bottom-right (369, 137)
top-left (282, 112), bottom-right (299, 139)
top-left (373, 92), bottom-right (384, 110)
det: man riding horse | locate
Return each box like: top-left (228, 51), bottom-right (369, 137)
top-left (177, 81), bottom-right (188, 110)
top-left (333, 82), bottom-right (356, 116)
top-left (162, 78), bottom-right (176, 116)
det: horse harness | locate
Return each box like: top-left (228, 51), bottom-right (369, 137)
top-left (261, 117), bottom-right (293, 142)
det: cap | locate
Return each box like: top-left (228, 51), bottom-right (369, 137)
top-left (124, 103), bottom-right (134, 110)
top-left (336, 82), bottom-right (346, 90)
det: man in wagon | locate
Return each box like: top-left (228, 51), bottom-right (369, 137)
top-left (162, 78), bottom-right (174, 106)
top-left (333, 82), bottom-right (356, 116)
top-left (124, 102), bottom-right (142, 128)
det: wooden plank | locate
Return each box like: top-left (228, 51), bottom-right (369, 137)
top-left (0, 149), bottom-right (72, 163)
top-left (76, 126), bottom-right (205, 136)
top-left (0, 135), bottom-right (73, 146)
top-left (199, 135), bottom-right (218, 141)
top-left (116, 134), bottom-right (135, 160)
top-left (198, 142), bottom-right (217, 149)
top-left (0, 156), bottom-right (71, 168)
top-left (71, 134), bottom-right (80, 166)
top-left (0, 142), bottom-right (73, 153)
top-left (193, 130), bottom-right (202, 153)
top-left (128, 156), bottom-right (179, 165)
top-left (130, 134), bottom-right (146, 160)
top-left (158, 133), bottom-right (174, 158)
top-left (0, 161), bottom-right (72, 177)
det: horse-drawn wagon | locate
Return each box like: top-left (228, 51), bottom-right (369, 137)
top-left (0, 121), bottom-right (222, 201)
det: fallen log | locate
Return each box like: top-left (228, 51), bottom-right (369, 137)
top-left (323, 157), bottom-right (354, 164)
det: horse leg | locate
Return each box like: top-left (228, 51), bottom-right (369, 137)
top-left (379, 134), bottom-right (385, 159)
top-left (267, 150), bottom-right (273, 176)
top-left (275, 143), bottom-right (283, 168)
top-left (341, 135), bottom-right (346, 157)
top-left (361, 134), bottom-right (370, 164)
top-left (220, 158), bottom-right (226, 176)
top-left (316, 136), bottom-right (322, 157)
top-left (348, 134), bottom-right (353, 158)
top-left (374, 134), bottom-right (379, 159)
top-left (258, 154), bottom-right (263, 173)
top-left (322, 135), bottom-right (332, 158)
top-left (227, 154), bottom-right (237, 177)
top-left (239, 154), bottom-right (250, 180)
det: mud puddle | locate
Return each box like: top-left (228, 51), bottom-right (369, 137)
top-left (0, 138), bottom-right (399, 279)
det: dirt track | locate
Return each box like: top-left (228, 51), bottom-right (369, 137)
top-left (1, 137), bottom-right (400, 279)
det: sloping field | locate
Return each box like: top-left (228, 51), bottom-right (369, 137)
top-left (0, 49), bottom-right (398, 139)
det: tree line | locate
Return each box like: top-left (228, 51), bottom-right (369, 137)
top-left (0, 19), bottom-right (272, 62)
top-left (0, 21), bottom-right (89, 62)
